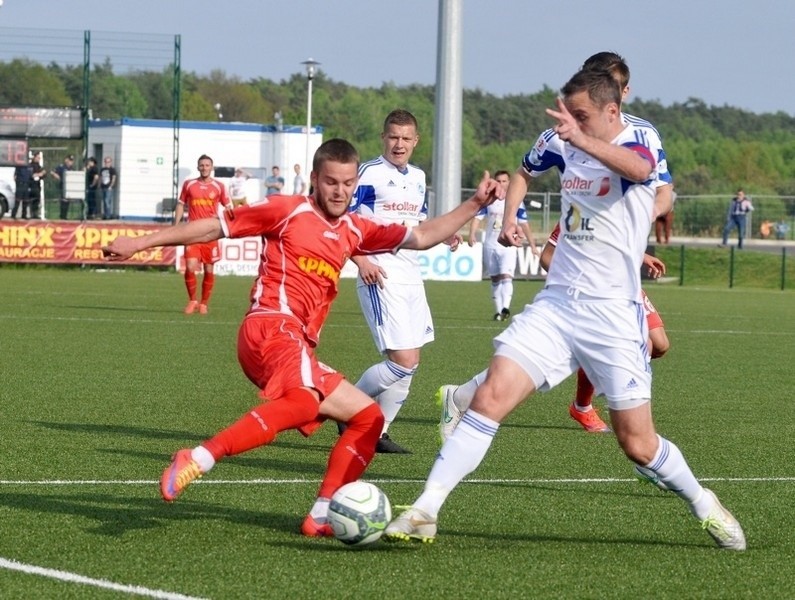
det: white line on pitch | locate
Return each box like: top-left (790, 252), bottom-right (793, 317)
top-left (0, 557), bottom-right (206, 600)
top-left (0, 476), bottom-right (794, 486)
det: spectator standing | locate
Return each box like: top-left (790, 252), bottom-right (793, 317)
top-left (265, 165), bottom-right (284, 196)
top-left (720, 189), bottom-right (754, 249)
top-left (228, 168), bottom-right (251, 207)
top-left (99, 157), bottom-right (117, 219)
top-left (292, 163), bottom-right (307, 195)
top-left (84, 157), bottom-right (99, 220)
top-left (655, 185), bottom-right (675, 244)
top-left (28, 152), bottom-right (47, 219)
top-left (774, 219), bottom-right (790, 240)
top-left (52, 154), bottom-right (75, 219)
top-left (12, 158), bottom-right (33, 219)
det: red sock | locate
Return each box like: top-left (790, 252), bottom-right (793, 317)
top-left (317, 403), bottom-right (383, 499)
top-left (200, 272), bottom-right (215, 304)
top-left (203, 388), bottom-right (319, 460)
top-left (575, 368), bottom-right (595, 408)
top-left (184, 270), bottom-right (197, 301)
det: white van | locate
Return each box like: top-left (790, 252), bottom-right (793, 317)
top-left (0, 166), bottom-right (16, 217)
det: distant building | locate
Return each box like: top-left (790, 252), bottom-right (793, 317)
top-left (88, 118), bottom-right (323, 221)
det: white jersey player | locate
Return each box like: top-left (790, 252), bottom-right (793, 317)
top-left (346, 109), bottom-right (437, 454)
top-left (387, 69), bottom-right (745, 552)
top-left (468, 170), bottom-right (537, 321)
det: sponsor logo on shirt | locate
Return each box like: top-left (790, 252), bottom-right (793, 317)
top-left (323, 231), bottom-right (340, 240)
top-left (560, 176), bottom-right (610, 196)
top-left (382, 201), bottom-right (420, 213)
top-left (562, 205), bottom-right (595, 242)
top-left (298, 256), bottom-right (340, 282)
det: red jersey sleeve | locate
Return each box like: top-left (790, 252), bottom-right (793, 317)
top-left (548, 222), bottom-right (561, 247)
top-left (350, 215), bottom-right (410, 256)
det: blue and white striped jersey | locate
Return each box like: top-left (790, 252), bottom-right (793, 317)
top-left (349, 155), bottom-right (428, 283)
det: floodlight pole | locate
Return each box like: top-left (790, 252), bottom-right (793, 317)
top-left (301, 58), bottom-right (320, 178)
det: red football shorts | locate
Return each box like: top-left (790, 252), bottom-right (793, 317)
top-left (184, 241), bottom-right (221, 264)
top-left (237, 313), bottom-right (345, 403)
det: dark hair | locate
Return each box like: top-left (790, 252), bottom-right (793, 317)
top-left (494, 170), bottom-right (510, 179)
top-left (312, 138), bottom-right (359, 172)
top-left (561, 69), bottom-right (622, 108)
top-left (197, 154), bottom-right (213, 164)
top-left (383, 109), bottom-right (418, 133)
top-left (582, 51), bottom-right (630, 90)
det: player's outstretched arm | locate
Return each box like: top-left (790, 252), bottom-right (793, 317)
top-left (403, 171), bottom-right (498, 251)
top-left (498, 169), bottom-right (531, 248)
top-left (103, 217), bottom-right (224, 261)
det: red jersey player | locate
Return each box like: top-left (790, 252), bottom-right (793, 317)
top-left (103, 138), bottom-right (499, 537)
top-left (173, 154), bottom-right (231, 315)
top-left (540, 222), bottom-right (670, 432)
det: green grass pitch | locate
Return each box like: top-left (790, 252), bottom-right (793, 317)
top-left (0, 268), bottom-right (793, 599)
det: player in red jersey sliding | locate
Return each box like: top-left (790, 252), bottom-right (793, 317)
top-left (173, 154), bottom-right (231, 315)
top-left (103, 138), bottom-right (499, 537)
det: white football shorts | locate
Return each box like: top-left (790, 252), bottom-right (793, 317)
top-left (483, 242), bottom-right (518, 277)
top-left (493, 285), bottom-right (651, 410)
top-left (357, 281), bottom-right (434, 352)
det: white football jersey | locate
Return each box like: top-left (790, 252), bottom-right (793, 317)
top-left (475, 199), bottom-right (529, 246)
top-left (523, 124), bottom-right (658, 301)
top-left (349, 155), bottom-right (428, 284)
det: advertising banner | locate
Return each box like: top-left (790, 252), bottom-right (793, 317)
top-left (0, 220), bottom-right (176, 266)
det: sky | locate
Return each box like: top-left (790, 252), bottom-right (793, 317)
top-left (0, 0), bottom-right (793, 116)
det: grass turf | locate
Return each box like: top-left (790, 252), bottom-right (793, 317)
top-left (0, 268), bottom-right (793, 599)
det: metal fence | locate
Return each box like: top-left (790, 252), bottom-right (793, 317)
top-left (448, 189), bottom-right (795, 241)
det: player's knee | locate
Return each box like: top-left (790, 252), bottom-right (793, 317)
top-left (614, 430), bottom-right (657, 465)
top-left (387, 350), bottom-right (420, 370)
top-left (347, 402), bottom-right (384, 434)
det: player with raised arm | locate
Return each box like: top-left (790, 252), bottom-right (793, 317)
top-left (103, 139), bottom-right (499, 538)
top-left (387, 70), bottom-right (745, 551)
top-left (173, 155), bottom-right (231, 315)
top-left (440, 51), bottom-right (674, 436)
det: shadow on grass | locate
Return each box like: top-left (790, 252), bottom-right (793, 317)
top-left (29, 420), bottom-right (333, 453)
top-left (0, 491), bottom-right (301, 537)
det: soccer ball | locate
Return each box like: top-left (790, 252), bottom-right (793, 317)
top-left (328, 481), bottom-right (392, 547)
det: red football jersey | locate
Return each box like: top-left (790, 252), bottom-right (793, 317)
top-left (179, 177), bottom-right (230, 221)
top-left (221, 195), bottom-right (410, 345)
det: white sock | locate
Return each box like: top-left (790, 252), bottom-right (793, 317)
top-left (452, 369), bottom-right (487, 411)
top-left (491, 282), bottom-right (500, 313)
top-left (644, 435), bottom-right (713, 519)
top-left (191, 445), bottom-right (215, 473)
top-left (309, 497), bottom-right (330, 520)
top-left (378, 375), bottom-right (413, 434)
top-left (500, 279), bottom-right (514, 312)
top-left (414, 410), bottom-right (499, 518)
top-left (355, 360), bottom-right (413, 397)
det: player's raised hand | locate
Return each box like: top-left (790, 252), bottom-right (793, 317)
top-left (546, 97), bottom-right (582, 144)
top-left (473, 170), bottom-right (499, 207)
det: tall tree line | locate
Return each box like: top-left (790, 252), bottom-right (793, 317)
top-left (2, 58), bottom-right (795, 197)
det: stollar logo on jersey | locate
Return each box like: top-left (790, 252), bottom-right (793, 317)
top-left (563, 205), bottom-right (595, 242)
top-left (561, 175), bottom-right (611, 197)
top-left (298, 256), bottom-right (340, 283)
